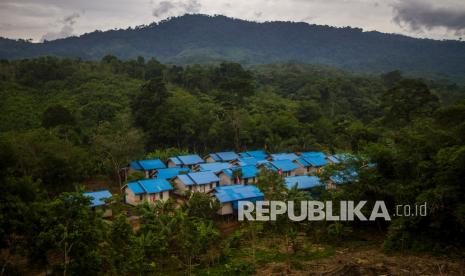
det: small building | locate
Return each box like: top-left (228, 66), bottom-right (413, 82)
top-left (293, 158), bottom-right (313, 175)
top-left (333, 153), bottom-right (358, 163)
top-left (261, 159), bottom-right (299, 177)
top-left (196, 162), bottom-right (231, 173)
top-left (173, 171), bottom-right (220, 193)
top-left (205, 151), bottom-right (239, 163)
top-left (285, 176), bottom-right (322, 191)
top-left (299, 153), bottom-right (328, 174)
top-left (130, 159), bottom-right (166, 178)
top-left (155, 167), bottom-right (190, 180)
top-left (167, 154), bottom-right (204, 169)
top-left (326, 155), bottom-right (341, 164)
top-left (123, 178), bottom-right (174, 206)
top-left (231, 156), bottom-right (268, 167)
top-left (83, 190), bottom-right (113, 217)
top-left (219, 165), bottom-right (259, 185)
top-left (214, 185), bottom-right (264, 215)
top-left (239, 150), bottom-right (268, 160)
top-left (328, 168), bottom-right (359, 189)
top-left (269, 153), bottom-right (299, 161)
top-left (300, 151), bottom-right (326, 158)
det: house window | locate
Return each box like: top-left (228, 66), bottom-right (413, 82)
top-left (139, 194), bottom-right (143, 201)
top-left (188, 186), bottom-right (192, 191)
top-left (160, 192), bottom-right (164, 200)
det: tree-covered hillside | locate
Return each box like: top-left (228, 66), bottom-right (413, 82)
top-left (1, 56), bottom-right (465, 274)
top-left (1, 14), bottom-right (465, 79)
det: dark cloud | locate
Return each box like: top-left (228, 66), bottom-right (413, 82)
top-left (41, 12), bottom-right (80, 41)
top-left (152, 0), bottom-right (200, 18)
top-left (63, 12), bottom-right (80, 25)
top-left (393, 0), bottom-right (465, 34)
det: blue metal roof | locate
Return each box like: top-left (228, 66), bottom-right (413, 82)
top-left (285, 176), bottom-right (321, 190)
top-left (130, 159), bottom-right (166, 170)
top-left (236, 156), bottom-right (267, 166)
top-left (270, 153), bottom-right (298, 161)
top-left (223, 165), bottom-right (259, 179)
top-left (139, 179), bottom-right (174, 193)
top-left (300, 152), bottom-right (326, 159)
top-left (127, 182), bottom-right (145, 194)
top-left (214, 185), bottom-right (264, 203)
top-left (295, 158), bottom-right (311, 167)
top-left (156, 167), bottom-right (190, 179)
top-left (83, 190), bottom-right (112, 207)
top-left (239, 150), bottom-right (268, 159)
top-left (327, 155), bottom-right (340, 164)
top-left (265, 159), bottom-right (299, 172)
top-left (198, 162), bottom-right (231, 173)
top-left (177, 171), bottom-right (219, 185)
top-left (177, 174), bottom-right (194, 185)
top-left (330, 168), bottom-right (359, 184)
top-left (127, 179), bottom-right (174, 194)
top-left (169, 154), bottom-right (204, 165)
top-left (334, 153), bottom-right (358, 163)
top-left (208, 151), bottom-right (239, 162)
top-left (302, 155), bottom-right (328, 167)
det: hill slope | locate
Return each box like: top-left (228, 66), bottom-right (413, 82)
top-left (1, 14), bottom-right (465, 77)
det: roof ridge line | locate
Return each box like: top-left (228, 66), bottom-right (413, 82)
top-left (137, 180), bottom-right (148, 193)
top-left (185, 173), bottom-right (197, 185)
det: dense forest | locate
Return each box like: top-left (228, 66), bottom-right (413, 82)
top-left (2, 14), bottom-right (465, 80)
top-left (1, 56), bottom-right (465, 274)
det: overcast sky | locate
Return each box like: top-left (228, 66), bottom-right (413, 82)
top-left (1, 0), bottom-right (465, 42)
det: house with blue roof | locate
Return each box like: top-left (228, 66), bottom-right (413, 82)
top-left (328, 168), bottom-right (359, 188)
top-left (293, 158), bottom-right (313, 175)
top-left (300, 151), bottom-right (326, 158)
top-left (123, 178), bottom-right (174, 206)
top-left (261, 159), bottom-right (299, 177)
top-left (205, 151), bottom-right (239, 163)
top-left (196, 162), bottom-right (231, 173)
top-left (294, 153), bottom-right (328, 173)
top-left (83, 190), bottom-right (113, 217)
top-left (155, 167), bottom-right (190, 180)
top-left (326, 155), bottom-right (341, 164)
top-left (231, 156), bottom-right (268, 167)
top-left (218, 165), bottom-right (260, 185)
top-left (214, 185), bottom-right (264, 215)
top-left (130, 159), bottom-right (166, 178)
top-left (173, 171), bottom-right (220, 193)
top-left (239, 150), bottom-right (268, 160)
top-left (285, 176), bottom-right (322, 190)
top-left (269, 153), bottom-right (299, 161)
top-left (167, 154), bottom-right (204, 169)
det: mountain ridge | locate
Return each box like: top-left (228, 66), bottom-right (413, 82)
top-left (1, 14), bottom-right (465, 77)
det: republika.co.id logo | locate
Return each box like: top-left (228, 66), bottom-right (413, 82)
top-left (238, 201), bottom-right (427, 221)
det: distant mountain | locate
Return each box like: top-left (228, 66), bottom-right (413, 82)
top-left (1, 14), bottom-right (465, 77)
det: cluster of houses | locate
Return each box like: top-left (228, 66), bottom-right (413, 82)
top-left (85, 150), bottom-right (359, 216)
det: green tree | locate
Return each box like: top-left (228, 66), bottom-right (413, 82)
top-left (92, 116), bottom-right (145, 188)
top-left (42, 105), bottom-right (76, 129)
top-left (382, 79), bottom-right (439, 125)
top-left (25, 192), bottom-right (104, 275)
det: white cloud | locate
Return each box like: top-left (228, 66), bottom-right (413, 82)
top-left (0, 0), bottom-right (464, 42)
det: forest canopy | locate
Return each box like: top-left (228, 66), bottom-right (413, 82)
top-left (0, 56), bottom-right (464, 274)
